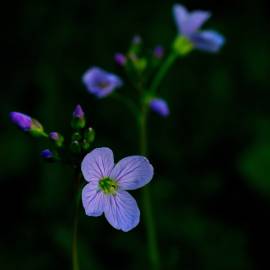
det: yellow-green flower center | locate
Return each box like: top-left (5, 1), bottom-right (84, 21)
top-left (99, 177), bottom-right (118, 194)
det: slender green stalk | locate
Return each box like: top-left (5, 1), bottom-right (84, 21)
top-left (149, 51), bottom-right (178, 95)
top-left (72, 173), bottom-right (81, 270)
top-left (111, 93), bottom-right (140, 124)
top-left (139, 104), bottom-right (160, 270)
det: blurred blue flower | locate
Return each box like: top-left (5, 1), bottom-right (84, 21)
top-left (40, 149), bottom-right (53, 159)
top-left (149, 98), bottom-right (170, 117)
top-left (173, 4), bottom-right (224, 53)
top-left (82, 67), bottom-right (123, 98)
top-left (81, 147), bottom-right (154, 232)
top-left (114, 53), bottom-right (127, 66)
top-left (153, 45), bottom-right (164, 59)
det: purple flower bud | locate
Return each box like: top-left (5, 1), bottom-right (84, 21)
top-left (149, 98), bottom-right (170, 117)
top-left (49, 132), bottom-right (60, 141)
top-left (153, 45), bottom-right (164, 59)
top-left (40, 149), bottom-right (53, 159)
top-left (73, 104), bottom-right (85, 119)
top-left (10, 112), bottom-right (32, 131)
top-left (72, 105), bottom-right (86, 129)
top-left (114, 53), bottom-right (127, 66)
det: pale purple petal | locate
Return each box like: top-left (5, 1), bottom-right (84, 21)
top-left (104, 190), bottom-right (140, 232)
top-left (173, 4), bottom-right (211, 36)
top-left (81, 147), bottom-right (114, 182)
top-left (185, 11), bottom-right (211, 35)
top-left (110, 156), bottom-right (154, 190)
top-left (191, 30), bottom-right (225, 53)
top-left (173, 4), bottom-right (189, 34)
top-left (82, 182), bottom-right (105, 216)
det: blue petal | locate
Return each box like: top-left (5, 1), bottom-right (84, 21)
top-left (110, 156), bottom-right (154, 190)
top-left (173, 4), bottom-right (211, 36)
top-left (191, 30), bottom-right (225, 53)
top-left (173, 4), bottom-right (189, 34)
top-left (104, 190), bottom-right (140, 232)
top-left (81, 147), bottom-right (114, 183)
top-left (82, 182), bottom-right (106, 217)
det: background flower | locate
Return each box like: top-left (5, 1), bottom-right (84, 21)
top-left (173, 4), bottom-right (225, 52)
top-left (82, 67), bottom-right (123, 98)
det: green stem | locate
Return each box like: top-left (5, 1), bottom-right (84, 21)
top-left (111, 93), bottom-right (140, 123)
top-left (140, 104), bottom-right (160, 270)
top-left (150, 51), bottom-right (178, 95)
top-left (72, 173), bottom-right (81, 270)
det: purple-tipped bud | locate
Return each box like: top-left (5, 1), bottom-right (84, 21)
top-left (72, 105), bottom-right (86, 129)
top-left (49, 132), bottom-right (60, 141)
top-left (40, 149), bottom-right (53, 159)
top-left (149, 98), bottom-right (170, 117)
top-left (132, 35), bottom-right (142, 45)
top-left (73, 104), bottom-right (85, 119)
top-left (10, 112), bottom-right (32, 131)
top-left (49, 132), bottom-right (64, 147)
top-left (153, 45), bottom-right (164, 59)
top-left (114, 53), bottom-right (127, 66)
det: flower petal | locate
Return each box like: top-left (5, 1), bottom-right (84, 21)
top-left (104, 190), bottom-right (140, 232)
top-left (185, 11), bottom-right (211, 35)
top-left (173, 4), bottom-right (189, 34)
top-left (81, 147), bottom-right (114, 182)
top-left (110, 156), bottom-right (154, 190)
top-left (82, 182), bottom-right (105, 216)
top-left (191, 30), bottom-right (225, 53)
top-left (173, 4), bottom-right (210, 36)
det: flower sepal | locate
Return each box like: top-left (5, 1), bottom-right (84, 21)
top-left (173, 36), bottom-right (194, 56)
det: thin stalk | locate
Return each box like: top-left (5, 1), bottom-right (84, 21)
top-left (149, 51), bottom-right (178, 95)
top-left (72, 173), bottom-right (81, 270)
top-left (111, 93), bottom-right (140, 124)
top-left (139, 104), bottom-right (160, 270)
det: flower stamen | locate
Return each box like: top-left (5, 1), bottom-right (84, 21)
top-left (99, 177), bottom-right (118, 195)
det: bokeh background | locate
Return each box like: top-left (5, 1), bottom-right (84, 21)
top-left (1, 0), bottom-right (270, 269)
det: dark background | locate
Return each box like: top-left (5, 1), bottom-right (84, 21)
top-left (1, 0), bottom-right (270, 269)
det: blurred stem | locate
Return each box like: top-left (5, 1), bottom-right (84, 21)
top-left (150, 51), bottom-right (178, 95)
top-left (139, 102), bottom-right (160, 270)
top-left (111, 92), bottom-right (140, 124)
top-left (72, 173), bottom-right (81, 270)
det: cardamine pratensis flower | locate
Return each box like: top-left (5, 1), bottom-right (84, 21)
top-left (173, 4), bottom-right (224, 53)
top-left (82, 67), bottom-right (123, 98)
top-left (9, 112), bottom-right (46, 136)
top-left (149, 98), bottom-right (170, 117)
top-left (81, 147), bottom-right (154, 232)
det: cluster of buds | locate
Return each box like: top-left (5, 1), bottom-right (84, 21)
top-left (9, 105), bottom-right (95, 166)
top-left (114, 35), bottom-right (165, 74)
